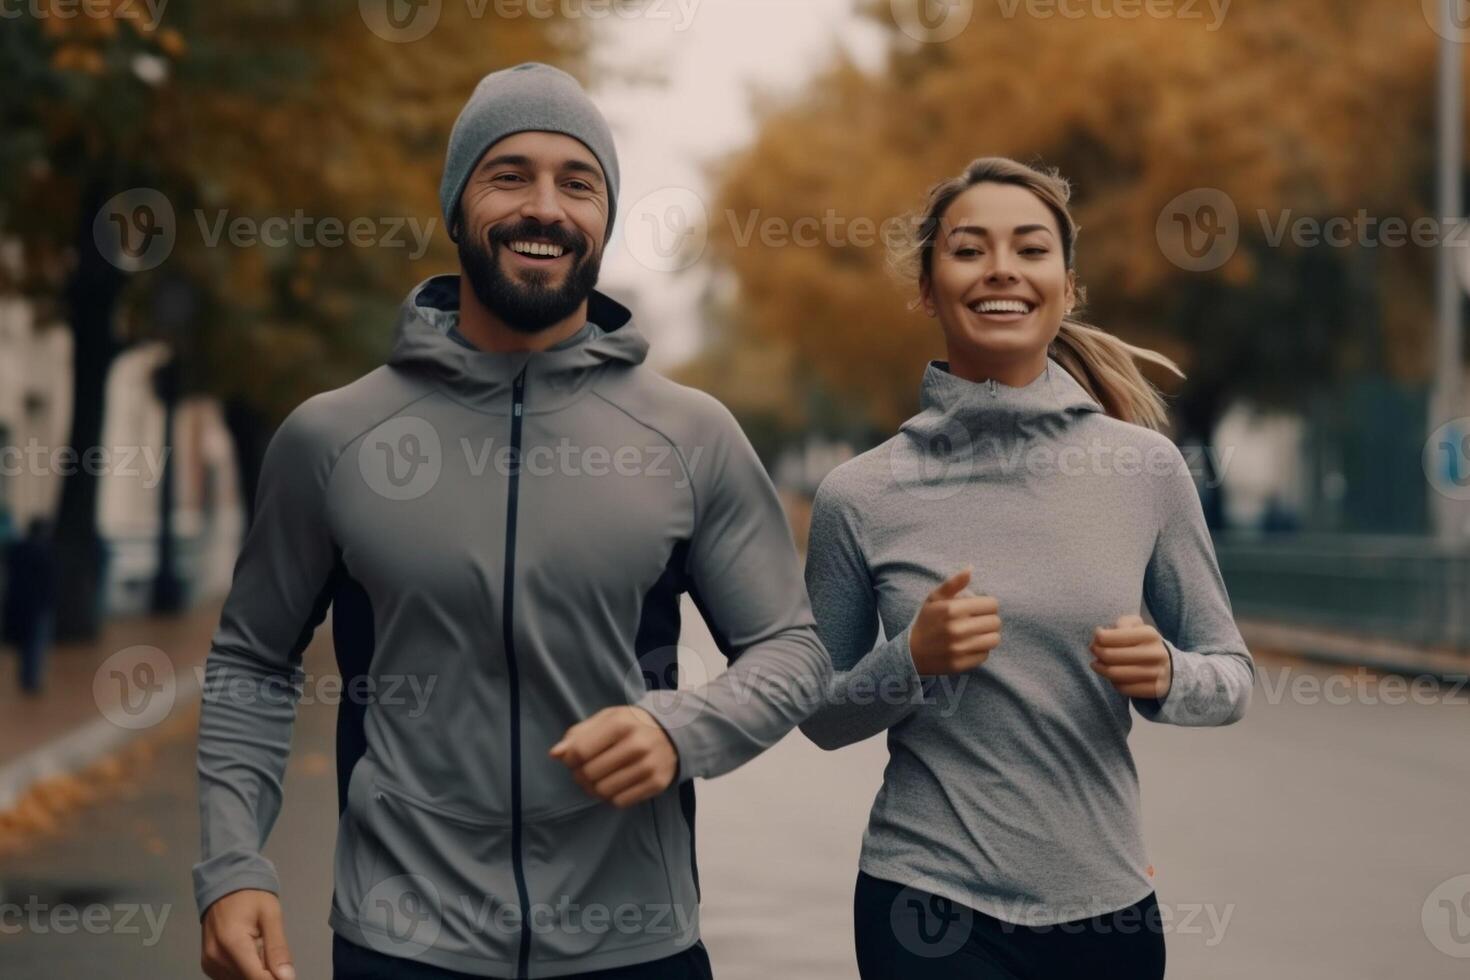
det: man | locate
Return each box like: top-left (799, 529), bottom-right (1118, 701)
top-left (195, 63), bottom-right (830, 980)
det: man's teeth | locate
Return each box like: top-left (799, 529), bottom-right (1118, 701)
top-left (509, 241), bottom-right (566, 258)
top-left (972, 299), bottom-right (1032, 315)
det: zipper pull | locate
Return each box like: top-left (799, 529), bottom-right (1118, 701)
top-left (988, 378), bottom-right (997, 397)
top-left (512, 365), bottom-right (526, 417)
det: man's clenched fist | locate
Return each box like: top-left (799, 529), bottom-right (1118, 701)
top-left (201, 888), bottom-right (295, 980)
top-left (550, 705), bottom-right (679, 808)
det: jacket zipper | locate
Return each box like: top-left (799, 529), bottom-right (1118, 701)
top-left (503, 364), bottom-right (533, 978)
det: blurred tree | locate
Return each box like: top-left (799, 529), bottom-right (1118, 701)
top-left (0, 0), bottom-right (582, 637)
top-left (701, 0), bottom-right (1453, 492)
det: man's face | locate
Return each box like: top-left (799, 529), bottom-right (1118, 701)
top-left (455, 130), bottom-right (610, 333)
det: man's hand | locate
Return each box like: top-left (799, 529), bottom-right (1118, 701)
top-left (550, 705), bottom-right (679, 808)
top-left (201, 888), bottom-right (295, 980)
top-left (909, 567), bottom-right (1003, 676)
top-left (1090, 613), bottom-right (1173, 699)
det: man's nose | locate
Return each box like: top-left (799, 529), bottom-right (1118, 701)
top-left (519, 176), bottom-right (568, 226)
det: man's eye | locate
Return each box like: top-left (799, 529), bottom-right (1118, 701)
top-left (566, 181), bottom-right (593, 192)
top-left (493, 173), bottom-right (525, 183)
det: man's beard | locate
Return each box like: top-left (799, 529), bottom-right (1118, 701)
top-left (458, 218), bottom-right (601, 334)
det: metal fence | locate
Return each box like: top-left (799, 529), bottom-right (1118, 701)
top-left (1215, 533), bottom-right (1470, 653)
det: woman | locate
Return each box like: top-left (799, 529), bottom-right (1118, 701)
top-left (799, 157), bottom-right (1253, 979)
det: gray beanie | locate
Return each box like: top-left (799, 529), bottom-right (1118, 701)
top-left (440, 62), bottom-right (620, 243)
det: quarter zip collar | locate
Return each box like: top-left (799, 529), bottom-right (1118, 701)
top-left (388, 273), bottom-right (649, 415)
top-left (906, 354), bottom-right (1104, 445)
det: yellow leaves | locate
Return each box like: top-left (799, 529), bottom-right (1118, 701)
top-left (50, 43), bottom-right (105, 74)
top-left (155, 28), bottom-right (185, 58)
top-left (701, 0), bottom-right (1442, 431)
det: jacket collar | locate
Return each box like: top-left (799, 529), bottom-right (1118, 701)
top-left (905, 354), bottom-right (1104, 445)
top-left (388, 273), bottom-right (649, 415)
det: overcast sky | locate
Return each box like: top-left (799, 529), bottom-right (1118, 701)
top-left (587, 0), bottom-right (887, 367)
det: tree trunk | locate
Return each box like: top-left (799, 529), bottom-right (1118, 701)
top-left (150, 356), bottom-right (185, 614)
top-left (222, 396), bottom-right (270, 531)
top-left (1174, 379), bottom-right (1229, 532)
top-left (53, 180), bottom-right (126, 642)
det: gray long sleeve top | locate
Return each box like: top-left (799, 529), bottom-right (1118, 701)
top-left (799, 355), bottom-right (1253, 926)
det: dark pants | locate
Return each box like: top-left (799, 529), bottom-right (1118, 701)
top-left (853, 871), bottom-right (1167, 980)
top-left (15, 611), bottom-right (51, 693)
top-left (332, 932), bottom-right (715, 980)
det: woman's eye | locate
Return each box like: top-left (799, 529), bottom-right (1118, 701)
top-left (1022, 247), bottom-right (1048, 256)
top-left (955, 247), bottom-right (981, 257)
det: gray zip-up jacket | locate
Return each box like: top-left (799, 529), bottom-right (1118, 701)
top-left (192, 273), bottom-right (831, 977)
top-left (799, 356), bottom-right (1252, 926)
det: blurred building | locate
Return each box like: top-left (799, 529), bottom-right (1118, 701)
top-left (0, 286), bottom-right (242, 617)
top-left (0, 294), bottom-right (71, 535)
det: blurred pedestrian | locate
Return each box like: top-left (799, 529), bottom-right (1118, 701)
top-left (3, 516), bottom-right (59, 695)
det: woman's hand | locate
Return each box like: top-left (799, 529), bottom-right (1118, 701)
top-left (1090, 614), bottom-right (1173, 699)
top-left (909, 567), bottom-right (1003, 676)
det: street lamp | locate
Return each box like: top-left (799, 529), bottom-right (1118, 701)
top-left (1433, 0), bottom-right (1467, 544)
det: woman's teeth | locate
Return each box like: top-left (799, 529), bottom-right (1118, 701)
top-left (971, 299), bottom-right (1033, 315)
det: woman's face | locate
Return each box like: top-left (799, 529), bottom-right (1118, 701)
top-left (922, 181), bottom-right (1075, 366)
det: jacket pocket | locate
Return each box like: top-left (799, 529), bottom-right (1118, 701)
top-left (521, 792), bottom-right (698, 964)
top-left (332, 755), bottom-right (383, 928)
top-left (342, 754), bottom-right (521, 967)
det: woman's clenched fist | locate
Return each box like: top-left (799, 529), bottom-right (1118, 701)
top-left (909, 567), bottom-right (1003, 676)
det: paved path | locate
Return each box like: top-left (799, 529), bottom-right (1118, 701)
top-left (1, 600), bottom-right (1468, 978)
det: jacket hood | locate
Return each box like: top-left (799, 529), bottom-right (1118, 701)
top-left (388, 273), bottom-right (650, 414)
top-left (903, 355), bottom-right (1105, 449)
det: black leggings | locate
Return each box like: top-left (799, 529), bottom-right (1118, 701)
top-left (853, 871), bottom-right (1166, 980)
top-left (332, 932), bottom-right (715, 980)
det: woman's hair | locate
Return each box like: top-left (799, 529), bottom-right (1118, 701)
top-left (889, 156), bottom-right (1183, 431)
